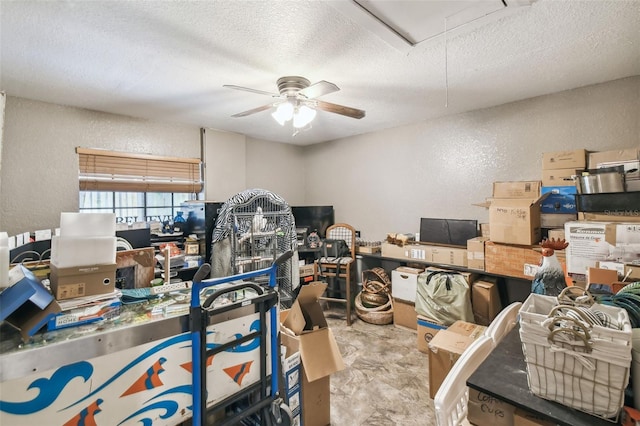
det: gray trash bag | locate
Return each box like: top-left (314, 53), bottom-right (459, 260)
top-left (415, 269), bottom-right (474, 326)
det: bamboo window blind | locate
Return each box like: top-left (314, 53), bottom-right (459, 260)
top-left (77, 147), bottom-right (203, 192)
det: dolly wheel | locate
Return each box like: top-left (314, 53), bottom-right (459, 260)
top-left (270, 400), bottom-right (292, 426)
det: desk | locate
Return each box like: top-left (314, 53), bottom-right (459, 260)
top-left (467, 326), bottom-right (618, 426)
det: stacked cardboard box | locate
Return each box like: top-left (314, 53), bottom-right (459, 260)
top-left (564, 221), bottom-right (640, 277)
top-left (540, 149), bottom-right (585, 229)
top-left (489, 181), bottom-right (545, 246)
top-left (427, 320), bottom-right (486, 398)
top-left (280, 282), bottom-right (345, 426)
top-left (589, 148), bottom-right (640, 192)
top-left (484, 241), bottom-right (568, 282)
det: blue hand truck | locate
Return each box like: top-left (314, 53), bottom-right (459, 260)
top-left (190, 251), bottom-right (293, 426)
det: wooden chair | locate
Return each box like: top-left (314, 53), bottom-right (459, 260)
top-left (317, 223), bottom-right (356, 325)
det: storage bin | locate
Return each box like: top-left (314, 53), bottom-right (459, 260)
top-left (519, 292), bottom-right (632, 420)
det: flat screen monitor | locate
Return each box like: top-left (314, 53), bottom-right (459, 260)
top-left (419, 218), bottom-right (478, 247)
top-left (291, 206), bottom-right (335, 239)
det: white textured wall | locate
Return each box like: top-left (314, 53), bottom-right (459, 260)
top-left (245, 137), bottom-right (306, 206)
top-left (203, 128), bottom-right (246, 202)
top-left (0, 97), bottom-right (201, 235)
top-left (304, 76), bottom-right (640, 241)
top-left (2, 77), bottom-right (638, 238)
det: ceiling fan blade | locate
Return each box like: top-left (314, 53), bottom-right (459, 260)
top-left (223, 84), bottom-right (280, 97)
top-left (298, 80), bottom-right (340, 99)
top-left (231, 103), bottom-right (275, 118)
top-left (313, 100), bottom-right (366, 119)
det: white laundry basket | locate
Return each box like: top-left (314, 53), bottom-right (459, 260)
top-left (519, 292), bottom-right (632, 420)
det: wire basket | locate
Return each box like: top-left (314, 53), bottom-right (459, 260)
top-left (519, 292), bottom-right (632, 420)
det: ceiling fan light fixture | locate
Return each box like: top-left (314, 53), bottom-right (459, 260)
top-left (271, 102), bottom-right (294, 125)
top-left (293, 105), bottom-right (316, 128)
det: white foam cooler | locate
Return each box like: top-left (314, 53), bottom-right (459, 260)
top-left (51, 236), bottom-right (117, 268)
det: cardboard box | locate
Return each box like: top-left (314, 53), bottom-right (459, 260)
top-left (480, 223), bottom-right (490, 237)
top-left (484, 241), bottom-right (567, 281)
top-left (467, 237), bottom-right (488, 270)
top-left (429, 246), bottom-right (468, 267)
top-left (299, 263), bottom-right (315, 277)
top-left (280, 342), bottom-right (302, 426)
top-left (492, 181), bottom-right (541, 199)
top-left (280, 281), bottom-right (345, 426)
top-left (542, 149), bottom-right (587, 170)
top-left (564, 221), bottom-right (610, 275)
top-left (605, 222), bottom-right (640, 246)
top-left (280, 331), bottom-right (330, 426)
top-left (471, 277), bottom-right (502, 326)
top-left (468, 388), bottom-right (516, 426)
top-left (428, 320), bottom-right (486, 398)
top-left (489, 197), bottom-right (544, 246)
top-left (356, 245), bottom-right (381, 254)
top-left (393, 298), bottom-right (417, 330)
top-left (578, 212), bottom-right (640, 223)
top-left (416, 314), bottom-right (446, 353)
top-left (540, 213), bottom-right (577, 228)
top-left (391, 266), bottom-right (423, 303)
top-left (540, 186), bottom-right (577, 214)
top-left (513, 408), bottom-right (554, 426)
top-left (49, 263), bottom-right (117, 300)
top-left (541, 168), bottom-right (577, 187)
top-left (587, 267), bottom-right (618, 288)
top-left (589, 148), bottom-right (640, 192)
top-left (381, 242), bottom-right (429, 261)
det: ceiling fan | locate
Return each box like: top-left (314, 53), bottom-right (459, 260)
top-left (224, 76), bottom-right (366, 128)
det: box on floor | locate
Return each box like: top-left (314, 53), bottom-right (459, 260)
top-left (428, 320), bottom-right (486, 399)
top-left (416, 314), bottom-right (446, 354)
top-left (280, 281), bottom-right (345, 426)
top-left (391, 266), bottom-right (423, 303)
top-left (393, 297), bottom-right (417, 330)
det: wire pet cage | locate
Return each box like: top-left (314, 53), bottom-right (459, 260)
top-left (211, 189), bottom-right (299, 308)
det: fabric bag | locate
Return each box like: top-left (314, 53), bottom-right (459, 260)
top-left (322, 239), bottom-right (350, 259)
top-left (415, 269), bottom-right (473, 325)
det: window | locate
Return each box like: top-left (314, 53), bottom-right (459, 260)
top-left (79, 191), bottom-right (198, 224)
top-left (77, 148), bottom-right (204, 224)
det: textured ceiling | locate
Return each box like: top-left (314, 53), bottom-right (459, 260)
top-left (1, 0), bottom-right (639, 146)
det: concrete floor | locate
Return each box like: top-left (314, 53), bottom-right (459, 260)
top-left (324, 308), bottom-right (436, 425)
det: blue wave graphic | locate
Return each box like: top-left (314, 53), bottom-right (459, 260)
top-left (64, 333), bottom-right (190, 410)
top-left (0, 362), bottom-right (93, 415)
top-left (117, 400), bottom-right (179, 425)
top-left (206, 319), bottom-right (261, 352)
top-left (67, 318), bottom-right (262, 410)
